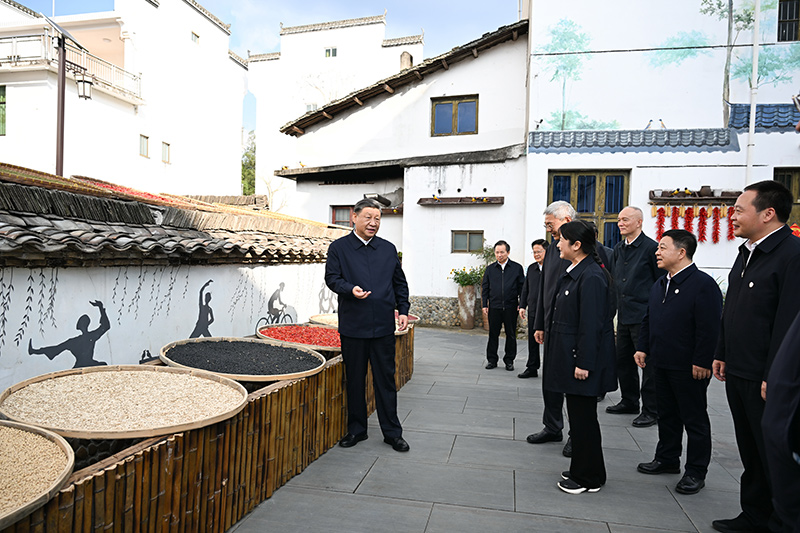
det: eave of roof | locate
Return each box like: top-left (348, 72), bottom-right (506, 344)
top-left (275, 143), bottom-right (526, 180)
top-left (382, 35), bottom-right (423, 47)
top-left (729, 103), bottom-right (800, 131)
top-left (228, 49), bottom-right (248, 70)
top-left (1, 0), bottom-right (40, 18)
top-left (181, 0), bottom-right (230, 35)
top-left (280, 19), bottom-right (529, 136)
top-left (280, 14), bottom-right (385, 35)
top-left (249, 52), bottom-right (280, 62)
top-left (528, 129), bottom-right (740, 154)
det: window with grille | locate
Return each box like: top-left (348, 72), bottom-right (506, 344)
top-left (325, 47), bottom-right (337, 58)
top-left (775, 168), bottom-right (800, 226)
top-left (549, 170), bottom-right (630, 248)
top-left (779, 0), bottom-right (799, 41)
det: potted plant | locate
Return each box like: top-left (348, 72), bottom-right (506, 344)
top-left (449, 266), bottom-right (484, 329)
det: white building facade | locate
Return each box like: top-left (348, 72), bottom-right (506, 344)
top-left (0, 0), bottom-right (246, 195)
top-left (247, 14), bottom-right (423, 214)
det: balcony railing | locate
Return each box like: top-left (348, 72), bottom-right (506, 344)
top-left (0, 32), bottom-right (142, 100)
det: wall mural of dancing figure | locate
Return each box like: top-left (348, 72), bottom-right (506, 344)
top-left (189, 279), bottom-right (214, 338)
top-left (28, 300), bottom-right (111, 368)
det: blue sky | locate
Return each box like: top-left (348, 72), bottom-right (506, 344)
top-left (21, 0), bottom-right (520, 131)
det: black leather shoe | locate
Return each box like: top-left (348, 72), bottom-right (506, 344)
top-left (526, 430), bottom-right (563, 444)
top-left (562, 437), bottom-right (572, 457)
top-left (711, 514), bottom-right (757, 532)
top-left (606, 401), bottom-right (639, 414)
top-left (485, 362), bottom-right (497, 369)
top-left (675, 475), bottom-right (705, 494)
top-left (632, 413), bottom-right (658, 427)
top-left (637, 459), bottom-right (681, 475)
top-left (339, 432), bottom-right (368, 448)
top-left (518, 368), bottom-right (538, 378)
top-left (505, 363), bottom-right (514, 371)
top-left (383, 436), bottom-right (410, 452)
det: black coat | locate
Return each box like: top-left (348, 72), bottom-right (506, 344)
top-left (519, 262), bottom-right (542, 314)
top-left (534, 239), bottom-right (572, 332)
top-left (542, 258), bottom-right (617, 397)
top-left (716, 225), bottom-right (800, 381)
top-left (638, 264), bottom-right (723, 370)
top-left (324, 232), bottom-right (410, 338)
top-left (481, 260), bottom-right (524, 310)
top-left (612, 233), bottom-right (664, 325)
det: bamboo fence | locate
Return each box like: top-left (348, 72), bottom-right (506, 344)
top-left (1, 328), bottom-right (414, 533)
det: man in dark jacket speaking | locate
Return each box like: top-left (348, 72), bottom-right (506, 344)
top-left (325, 198), bottom-right (411, 453)
top-left (482, 240), bottom-right (525, 371)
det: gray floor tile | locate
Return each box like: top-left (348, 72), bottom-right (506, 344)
top-left (426, 503), bottom-right (611, 533)
top-left (402, 408), bottom-right (514, 438)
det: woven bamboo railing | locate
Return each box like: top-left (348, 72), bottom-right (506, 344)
top-left (1, 328), bottom-right (414, 533)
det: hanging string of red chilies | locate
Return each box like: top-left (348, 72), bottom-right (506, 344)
top-left (697, 207), bottom-right (708, 242)
top-left (712, 207), bottom-right (721, 243)
top-left (671, 206), bottom-right (680, 230)
top-left (656, 207), bottom-right (666, 241)
top-left (727, 206), bottom-right (736, 240)
top-left (684, 206), bottom-right (694, 233)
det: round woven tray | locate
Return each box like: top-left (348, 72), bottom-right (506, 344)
top-left (160, 336), bottom-right (327, 382)
top-left (0, 420), bottom-right (75, 530)
top-left (0, 365), bottom-right (248, 439)
top-left (256, 323), bottom-right (342, 353)
top-left (308, 313), bottom-right (418, 336)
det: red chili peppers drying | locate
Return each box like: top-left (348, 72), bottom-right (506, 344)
top-left (697, 207), bottom-right (708, 243)
top-left (258, 325), bottom-right (341, 348)
top-left (656, 207), bottom-right (666, 241)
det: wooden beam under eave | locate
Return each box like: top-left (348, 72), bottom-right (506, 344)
top-left (414, 70), bottom-right (423, 80)
top-left (322, 111), bottom-right (333, 120)
top-left (472, 48), bottom-right (478, 58)
top-left (291, 126), bottom-right (304, 135)
top-left (353, 96), bottom-right (364, 106)
top-left (512, 30), bottom-right (518, 41)
top-left (441, 58), bottom-right (449, 70)
top-left (383, 83), bottom-right (394, 94)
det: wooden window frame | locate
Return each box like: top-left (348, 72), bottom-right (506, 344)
top-left (191, 32), bottom-right (200, 43)
top-left (547, 170), bottom-right (630, 248)
top-left (331, 206), bottom-right (354, 227)
top-left (451, 230), bottom-right (484, 253)
top-left (778, 0), bottom-right (800, 41)
top-left (431, 95), bottom-right (479, 137)
top-left (139, 135), bottom-right (149, 158)
top-left (774, 168), bottom-right (800, 226)
top-left (161, 142), bottom-right (170, 163)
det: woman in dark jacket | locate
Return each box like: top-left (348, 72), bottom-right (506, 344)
top-left (543, 220), bottom-right (617, 494)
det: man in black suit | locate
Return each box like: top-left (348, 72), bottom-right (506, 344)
top-left (634, 229), bottom-right (723, 495)
top-left (325, 198), bottom-right (411, 453)
top-left (763, 310), bottom-right (800, 532)
top-left (608, 206), bottom-right (664, 428)
top-left (712, 181), bottom-right (800, 533)
top-left (481, 240), bottom-right (525, 371)
top-left (528, 201), bottom-right (575, 456)
top-left (518, 239), bottom-right (548, 378)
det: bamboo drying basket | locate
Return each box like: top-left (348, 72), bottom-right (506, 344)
top-left (160, 336), bottom-right (327, 382)
top-left (0, 365), bottom-right (248, 440)
top-left (0, 420), bottom-right (75, 530)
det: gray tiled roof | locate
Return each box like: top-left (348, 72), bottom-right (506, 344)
top-left (0, 181), bottom-right (343, 268)
top-left (280, 15), bottom-right (385, 36)
top-left (728, 103), bottom-right (800, 130)
top-left (249, 52), bottom-right (280, 62)
top-left (528, 128), bottom-right (740, 154)
top-left (382, 35), bottom-right (423, 47)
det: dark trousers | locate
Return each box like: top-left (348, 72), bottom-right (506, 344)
top-left (486, 307), bottom-right (518, 365)
top-left (616, 323), bottom-right (657, 416)
top-left (726, 374), bottom-right (776, 530)
top-left (340, 334), bottom-right (402, 439)
top-left (654, 368), bottom-right (711, 479)
top-left (566, 394), bottom-right (606, 489)
top-left (542, 332), bottom-right (564, 434)
top-left (525, 319), bottom-right (541, 370)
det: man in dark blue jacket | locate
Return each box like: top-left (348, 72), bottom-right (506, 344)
top-left (712, 181), bottom-right (800, 533)
top-left (518, 239), bottom-right (548, 378)
top-left (325, 198), bottom-right (411, 453)
top-left (482, 240), bottom-right (525, 371)
top-left (634, 229), bottom-right (722, 496)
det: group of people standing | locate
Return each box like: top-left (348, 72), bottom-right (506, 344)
top-left (324, 181), bottom-right (800, 532)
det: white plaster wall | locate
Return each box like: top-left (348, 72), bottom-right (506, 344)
top-left (403, 157), bottom-right (528, 297)
top-left (249, 19), bottom-right (422, 210)
top-left (292, 38), bottom-right (529, 169)
top-left (0, 262), bottom-right (337, 391)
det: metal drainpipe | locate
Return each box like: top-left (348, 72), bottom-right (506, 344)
top-left (745, 0), bottom-right (761, 184)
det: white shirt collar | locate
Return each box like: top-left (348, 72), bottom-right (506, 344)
top-left (745, 226), bottom-right (782, 252)
top-left (352, 231), bottom-right (372, 246)
top-left (625, 232), bottom-right (642, 246)
top-left (666, 262), bottom-right (693, 281)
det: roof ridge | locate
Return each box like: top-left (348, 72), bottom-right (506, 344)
top-left (280, 14), bottom-right (385, 35)
top-left (0, 0), bottom-right (40, 18)
top-left (181, 0), bottom-right (231, 35)
top-left (382, 34), bottom-right (424, 47)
